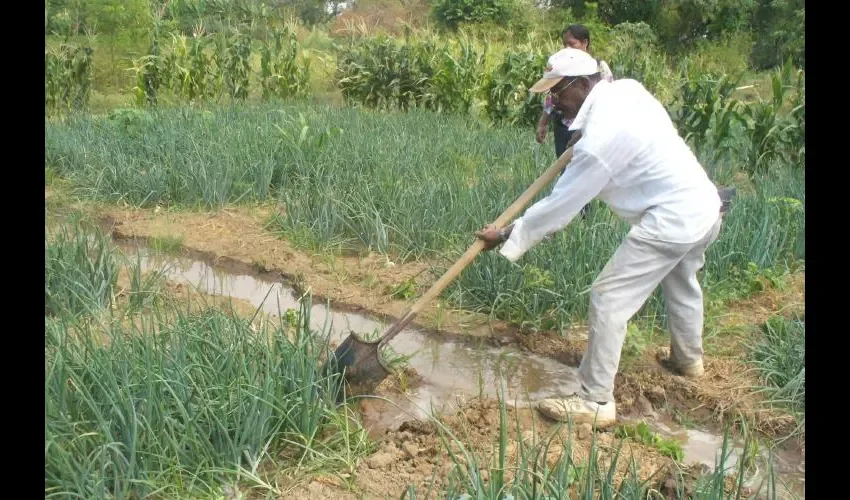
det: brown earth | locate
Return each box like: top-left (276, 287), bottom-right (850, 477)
top-left (516, 273), bottom-right (805, 444)
top-left (280, 398), bottom-right (693, 499)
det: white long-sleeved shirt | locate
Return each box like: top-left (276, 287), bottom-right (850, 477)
top-left (500, 78), bottom-right (721, 262)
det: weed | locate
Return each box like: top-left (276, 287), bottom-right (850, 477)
top-left (148, 234), bottom-right (184, 254)
top-left (614, 421), bottom-right (685, 461)
top-left (389, 277), bottom-right (418, 300)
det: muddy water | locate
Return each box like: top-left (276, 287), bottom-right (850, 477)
top-left (122, 245), bottom-right (804, 497)
top-left (123, 246), bottom-right (582, 425)
top-left (632, 417), bottom-right (805, 498)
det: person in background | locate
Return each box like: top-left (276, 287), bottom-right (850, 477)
top-left (536, 24), bottom-right (614, 218)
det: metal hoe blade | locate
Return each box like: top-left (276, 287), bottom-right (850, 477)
top-left (326, 313), bottom-right (413, 397)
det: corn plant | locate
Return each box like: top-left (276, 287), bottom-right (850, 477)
top-left (736, 65), bottom-right (801, 177)
top-left (260, 28), bottom-right (311, 100)
top-left (169, 29), bottom-right (219, 102)
top-left (131, 7), bottom-right (170, 108)
top-left (482, 47), bottom-right (547, 127)
top-left (428, 36), bottom-right (487, 114)
top-left (218, 29), bottom-right (252, 101)
top-left (788, 69), bottom-right (805, 167)
top-left (336, 36), bottom-right (432, 111)
top-left (671, 73), bottom-right (742, 154)
top-left (45, 44), bottom-right (93, 116)
top-left (132, 28), bottom-right (168, 107)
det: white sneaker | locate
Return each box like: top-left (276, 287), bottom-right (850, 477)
top-left (657, 347), bottom-right (704, 378)
top-left (537, 395), bottom-right (617, 428)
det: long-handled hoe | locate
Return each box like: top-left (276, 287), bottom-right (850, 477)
top-left (322, 144), bottom-right (737, 398)
top-left (322, 146), bottom-right (577, 396)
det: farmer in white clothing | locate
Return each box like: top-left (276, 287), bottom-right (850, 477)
top-left (475, 48), bottom-right (723, 428)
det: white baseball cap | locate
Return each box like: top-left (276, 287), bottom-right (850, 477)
top-left (529, 48), bottom-right (600, 93)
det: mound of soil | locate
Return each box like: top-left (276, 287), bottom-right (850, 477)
top-left (289, 398), bottom-right (676, 499)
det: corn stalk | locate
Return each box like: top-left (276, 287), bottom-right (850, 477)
top-left (482, 48), bottom-right (547, 127)
top-left (45, 44), bottom-right (93, 116)
top-left (260, 28), bottom-right (310, 100)
top-left (736, 65), bottom-right (800, 177)
top-left (219, 29), bottom-right (252, 101)
top-left (672, 73), bottom-right (742, 153)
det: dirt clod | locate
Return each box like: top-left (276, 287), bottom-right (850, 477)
top-left (399, 419), bottom-right (435, 435)
top-left (636, 394), bottom-right (655, 416)
top-left (366, 452), bottom-right (396, 469)
top-left (646, 385), bottom-right (667, 406)
top-left (577, 423), bottom-right (593, 440)
top-left (402, 441), bottom-right (419, 459)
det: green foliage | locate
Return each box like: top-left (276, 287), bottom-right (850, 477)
top-left (336, 35), bottom-right (488, 114)
top-left (45, 43), bottom-right (94, 116)
top-left (597, 0), bottom-right (660, 25)
top-left (736, 63), bottom-right (803, 177)
top-left (105, 107), bottom-right (155, 137)
top-left (159, 0), bottom-right (274, 34)
top-left (46, 98), bottom-right (804, 330)
top-left (750, 0), bottom-right (805, 69)
top-left (598, 0), bottom-right (764, 53)
top-left (45, 221), bottom-right (118, 317)
top-left (670, 73), bottom-right (742, 154)
top-left (482, 47), bottom-right (547, 127)
top-left (260, 28), bottom-right (311, 100)
top-left (45, 295), bottom-right (359, 498)
top-left (605, 22), bottom-right (678, 101)
top-left (655, 0), bottom-right (758, 51)
top-left (130, 25), bottom-right (312, 106)
top-left (46, 0), bottom-right (153, 38)
top-left (389, 277), bottom-right (418, 300)
top-left (748, 313), bottom-right (805, 438)
top-left (614, 421), bottom-right (685, 461)
top-left (433, 0), bottom-right (516, 30)
top-left (336, 35), bottom-right (436, 111)
top-left (218, 29), bottom-right (253, 100)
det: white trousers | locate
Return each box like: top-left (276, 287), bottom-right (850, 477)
top-left (578, 216), bottom-right (723, 403)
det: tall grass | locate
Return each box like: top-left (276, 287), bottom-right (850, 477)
top-left (748, 313), bottom-right (805, 439)
top-left (45, 295), bottom-right (366, 498)
top-left (45, 102), bottom-right (804, 330)
top-left (45, 220), bottom-right (118, 317)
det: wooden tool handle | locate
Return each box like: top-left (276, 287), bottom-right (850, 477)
top-left (378, 146), bottom-right (576, 346)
